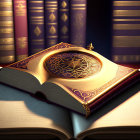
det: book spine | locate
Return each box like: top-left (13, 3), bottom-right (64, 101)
top-left (58, 0), bottom-right (70, 43)
top-left (13, 0), bottom-right (28, 61)
top-left (28, 0), bottom-right (45, 55)
top-left (45, 0), bottom-right (58, 48)
top-left (70, 0), bottom-right (87, 47)
top-left (112, 0), bottom-right (140, 64)
top-left (0, 0), bottom-right (15, 64)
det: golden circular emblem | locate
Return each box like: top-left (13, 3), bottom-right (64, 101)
top-left (45, 51), bottom-right (102, 79)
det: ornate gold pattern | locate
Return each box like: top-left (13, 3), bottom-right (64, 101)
top-left (0, 21), bottom-right (13, 27)
top-left (113, 24), bottom-right (140, 30)
top-left (113, 36), bottom-right (140, 47)
top-left (86, 43), bottom-right (94, 51)
top-left (0, 45), bottom-right (14, 50)
top-left (82, 104), bottom-right (90, 117)
top-left (61, 13), bottom-right (68, 22)
top-left (0, 38), bottom-right (14, 44)
top-left (0, 28), bottom-right (13, 34)
top-left (17, 37), bottom-right (27, 48)
top-left (114, 10), bottom-right (140, 17)
top-left (45, 52), bottom-right (101, 79)
top-left (49, 26), bottom-right (56, 34)
top-left (0, 11), bottom-right (13, 16)
top-left (0, 2), bottom-right (12, 8)
top-left (49, 13), bottom-right (56, 22)
top-left (61, 1), bottom-right (67, 8)
top-left (61, 26), bottom-right (68, 34)
top-left (34, 26), bottom-right (42, 36)
top-left (114, 1), bottom-right (140, 6)
top-left (0, 56), bottom-right (15, 63)
top-left (113, 55), bottom-right (140, 62)
top-left (29, 1), bottom-right (43, 3)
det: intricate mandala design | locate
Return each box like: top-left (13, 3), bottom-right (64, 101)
top-left (45, 51), bottom-right (102, 79)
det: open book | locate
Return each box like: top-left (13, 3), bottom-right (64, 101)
top-left (0, 43), bottom-right (140, 116)
top-left (0, 82), bottom-right (140, 140)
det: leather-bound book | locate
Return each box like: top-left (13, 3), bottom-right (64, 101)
top-left (112, 0), bottom-right (140, 64)
top-left (13, 0), bottom-right (28, 61)
top-left (0, 0), bottom-right (15, 64)
top-left (70, 0), bottom-right (87, 47)
top-left (0, 43), bottom-right (139, 117)
top-left (28, 0), bottom-right (45, 55)
top-left (58, 0), bottom-right (70, 43)
top-left (45, 0), bottom-right (58, 48)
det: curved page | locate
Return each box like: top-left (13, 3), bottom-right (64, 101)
top-left (0, 84), bottom-right (73, 140)
top-left (71, 82), bottom-right (140, 140)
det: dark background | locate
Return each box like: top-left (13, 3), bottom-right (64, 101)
top-left (86, 0), bottom-right (113, 60)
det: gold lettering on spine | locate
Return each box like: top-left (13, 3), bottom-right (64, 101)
top-left (114, 1), bottom-right (140, 6)
top-left (45, 1), bottom-right (57, 3)
top-left (114, 19), bottom-right (140, 21)
top-left (0, 28), bottom-right (13, 34)
top-left (31, 16), bottom-right (43, 19)
top-left (0, 21), bottom-right (13, 26)
top-left (113, 24), bottom-right (140, 30)
top-left (71, 8), bottom-right (86, 10)
top-left (113, 55), bottom-right (140, 62)
top-left (71, 4), bottom-right (86, 6)
top-left (0, 11), bottom-right (12, 16)
top-left (0, 45), bottom-right (14, 50)
top-left (29, 7), bottom-right (43, 9)
top-left (29, 10), bottom-right (44, 13)
top-left (0, 38), bottom-right (14, 44)
top-left (114, 10), bottom-right (140, 17)
top-left (46, 36), bottom-right (58, 38)
top-left (113, 36), bottom-right (140, 47)
top-left (15, 1), bottom-right (26, 16)
top-left (0, 56), bottom-right (15, 63)
top-left (29, 1), bottom-right (43, 3)
top-left (17, 37), bottom-right (27, 48)
top-left (0, 2), bottom-right (12, 7)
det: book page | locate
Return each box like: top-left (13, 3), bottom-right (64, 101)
top-left (0, 84), bottom-right (73, 140)
top-left (71, 82), bottom-right (140, 139)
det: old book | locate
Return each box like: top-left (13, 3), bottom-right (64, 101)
top-left (27, 0), bottom-right (45, 55)
top-left (0, 82), bottom-right (140, 140)
top-left (0, 0), bottom-right (15, 64)
top-left (58, 0), bottom-right (70, 43)
top-left (45, 0), bottom-right (58, 48)
top-left (13, 0), bottom-right (28, 61)
top-left (0, 43), bottom-right (139, 116)
top-left (70, 0), bottom-right (87, 47)
top-left (112, 0), bottom-right (140, 64)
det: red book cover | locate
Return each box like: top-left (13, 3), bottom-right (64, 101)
top-left (13, 0), bottom-right (28, 61)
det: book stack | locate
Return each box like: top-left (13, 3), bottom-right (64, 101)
top-left (112, 0), bottom-right (140, 64)
top-left (0, 0), bottom-right (87, 64)
top-left (0, 78), bottom-right (140, 139)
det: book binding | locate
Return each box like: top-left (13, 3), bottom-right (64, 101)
top-left (58, 0), bottom-right (70, 43)
top-left (45, 0), bottom-right (58, 48)
top-left (0, 0), bottom-right (15, 64)
top-left (28, 0), bottom-right (45, 55)
top-left (1, 43), bottom-right (139, 117)
top-left (112, 0), bottom-right (140, 64)
top-left (13, 0), bottom-right (28, 61)
top-left (70, 0), bottom-right (87, 47)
